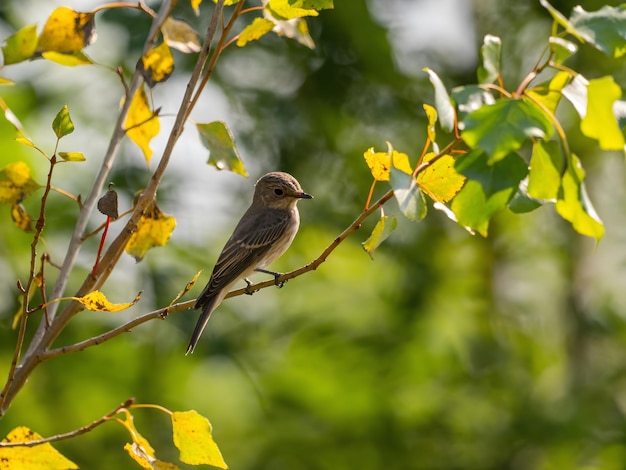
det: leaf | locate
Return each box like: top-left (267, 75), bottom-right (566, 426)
top-left (0, 77), bottom-right (15, 85)
top-left (361, 215), bottom-right (397, 259)
top-left (196, 121), bottom-right (248, 176)
top-left (74, 290), bottom-right (141, 312)
top-left (1, 24), bottom-right (37, 65)
top-left (390, 167), bottom-right (427, 222)
top-left (268, 17), bottom-right (315, 49)
top-left (191, 0), bottom-right (203, 15)
top-left (562, 73), bottom-right (588, 117)
top-left (58, 152), bottom-right (86, 162)
top-left (363, 143), bottom-right (412, 182)
top-left (237, 18), bottom-right (275, 47)
top-left (11, 204), bottom-right (32, 232)
top-left (139, 41), bottom-right (175, 87)
top-left (451, 85), bottom-right (496, 121)
top-left (508, 180), bottom-right (542, 214)
top-left (539, 0), bottom-right (582, 41)
top-left (461, 98), bottom-right (553, 164)
top-left (0, 426), bottom-right (78, 470)
top-left (169, 271), bottom-right (203, 307)
top-left (267, 0), bottom-right (319, 20)
top-left (526, 71), bottom-right (571, 115)
top-left (555, 153), bottom-right (604, 240)
top-left (423, 104), bottom-right (437, 142)
top-left (451, 150), bottom-right (528, 236)
top-left (125, 85), bottom-right (160, 164)
top-left (162, 17), bottom-right (201, 53)
top-left (417, 153), bottom-right (466, 203)
top-left (527, 140), bottom-right (563, 200)
top-left (423, 67), bottom-right (455, 132)
top-left (41, 50), bottom-right (93, 66)
top-left (477, 34), bottom-right (501, 84)
top-left (0, 162), bottom-right (41, 205)
top-left (289, 0), bottom-right (334, 9)
top-left (549, 36), bottom-right (578, 64)
top-left (580, 76), bottom-right (624, 150)
top-left (36, 7), bottom-right (96, 54)
top-left (125, 202), bottom-right (176, 261)
top-left (52, 105), bottom-right (74, 139)
top-left (172, 410), bottom-right (228, 469)
top-left (570, 4), bottom-right (626, 58)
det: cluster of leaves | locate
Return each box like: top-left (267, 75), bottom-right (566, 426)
top-left (362, 1), bottom-right (626, 257)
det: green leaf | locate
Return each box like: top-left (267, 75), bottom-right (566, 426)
top-left (451, 85), bottom-right (496, 122)
top-left (288, 0), bottom-right (334, 9)
top-left (527, 140), bottom-right (563, 200)
top-left (361, 215), bottom-right (397, 259)
top-left (390, 167), bottom-right (427, 222)
top-left (461, 98), bottom-right (553, 164)
top-left (237, 18), bottom-right (275, 47)
top-left (267, 0), bottom-right (319, 20)
top-left (477, 34), bottom-right (501, 84)
top-left (58, 151), bottom-right (86, 162)
top-left (570, 4), bottom-right (626, 58)
top-left (196, 121), bottom-right (248, 177)
top-left (508, 182), bottom-right (542, 214)
top-left (539, 0), bottom-right (582, 41)
top-left (52, 105), bottom-right (74, 138)
top-left (549, 36), bottom-right (578, 64)
top-left (580, 76), bottom-right (624, 150)
top-left (423, 67), bottom-right (455, 133)
top-left (555, 153), bottom-right (604, 240)
top-left (451, 150), bottom-right (528, 236)
top-left (1, 24), bottom-right (37, 65)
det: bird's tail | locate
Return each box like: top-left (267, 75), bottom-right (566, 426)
top-left (186, 297), bottom-right (219, 355)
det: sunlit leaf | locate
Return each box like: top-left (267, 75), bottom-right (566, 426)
top-left (1, 24), bottom-right (37, 65)
top-left (562, 73), bottom-right (588, 117)
top-left (125, 202), bottom-right (176, 261)
top-left (417, 153), bottom-right (466, 203)
top-left (237, 18), bottom-right (275, 47)
top-left (162, 17), bottom-right (201, 53)
top-left (172, 410), bottom-right (228, 469)
top-left (527, 140), bottom-right (563, 200)
top-left (423, 104), bottom-right (437, 142)
top-left (52, 105), bottom-right (74, 138)
top-left (267, 0), bottom-right (319, 20)
top-left (0, 162), bottom-right (41, 205)
top-left (0, 77), bottom-right (14, 85)
top-left (58, 152), bottom-right (86, 162)
top-left (451, 85), bottom-right (496, 122)
top-left (477, 34), bottom-right (501, 84)
top-left (555, 153), bottom-right (604, 240)
top-left (36, 7), bottom-right (96, 54)
top-left (390, 167), bottom-right (427, 221)
top-left (289, 0), bottom-right (334, 9)
top-left (0, 426), bottom-right (78, 470)
top-left (169, 271), bottom-right (203, 307)
top-left (74, 290), bottom-right (141, 312)
top-left (423, 67), bottom-right (455, 133)
top-left (191, 0), bottom-right (203, 15)
top-left (549, 36), bottom-right (578, 64)
top-left (570, 4), bottom-right (626, 58)
top-left (361, 215), bottom-right (397, 259)
top-left (539, 0), bottom-right (582, 41)
top-left (41, 50), bottom-right (93, 66)
top-left (268, 17), bottom-right (315, 49)
top-left (461, 98), bottom-right (553, 163)
top-left (125, 85), bottom-right (160, 164)
top-left (526, 71), bottom-right (571, 114)
top-left (139, 41), bottom-right (175, 87)
top-left (11, 204), bottom-right (32, 232)
top-left (580, 76), bottom-right (624, 150)
top-left (451, 150), bottom-right (528, 236)
top-left (197, 121), bottom-right (248, 176)
top-left (363, 144), bottom-right (412, 182)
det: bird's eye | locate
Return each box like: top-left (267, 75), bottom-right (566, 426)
top-left (274, 188), bottom-right (284, 196)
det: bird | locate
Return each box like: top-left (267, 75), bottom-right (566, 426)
top-left (186, 172), bottom-right (312, 354)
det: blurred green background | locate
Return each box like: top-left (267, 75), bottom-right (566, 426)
top-left (2, 0), bottom-right (626, 468)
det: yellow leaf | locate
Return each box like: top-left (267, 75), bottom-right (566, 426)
top-left (237, 18), bottom-right (275, 47)
top-left (267, 0), bottom-right (319, 19)
top-left (169, 270), bottom-right (203, 307)
top-left (363, 143), bottom-right (412, 182)
top-left (11, 203), bottom-right (32, 232)
top-left (0, 77), bottom-right (15, 85)
top-left (423, 103), bottom-right (437, 142)
top-left (0, 426), bottom-right (78, 470)
top-left (125, 202), bottom-right (176, 261)
top-left (191, 0), bottom-right (203, 15)
top-left (41, 50), bottom-right (93, 66)
top-left (75, 290), bottom-right (141, 312)
top-left (36, 7), bottom-right (96, 54)
top-left (0, 162), bottom-right (41, 205)
top-left (172, 410), bottom-right (228, 469)
top-left (139, 41), bottom-right (175, 87)
top-left (125, 85), bottom-right (160, 163)
top-left (162, 18), bottom-right (201, 53)
top-left (417, 153), bottom-right (466, 203)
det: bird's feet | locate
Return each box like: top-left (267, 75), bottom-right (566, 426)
top-left (255, 268), bottom-right (286, 288)
top-left (244, 278), bottom-right (255, 295)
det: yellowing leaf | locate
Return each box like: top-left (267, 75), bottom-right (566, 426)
top-left (197, 121), bottom-right (248, 176)
top-left (169, 270), bottom-right (203, 307)
top-left (0, 162), bottom-right (41, 205)
top-left (37, 7), bottom-right (96, 54)
top-left (363, 144), bottom-right (412, 182)
top-left (75, 290), bottom-right (141, 312)
top-left (41, 50), bottom-right (93, 66)
top-left (172, 410), bottom-right (228, 469)
top-left (191, 0), bottom-right (203, 15)
top-left (58, 152), bottom-right (86, 162)
top-left (237, 18), bottom-right (275, 47)
top-left (125, 85), bottom-right (160, 164)
top-left (423, 103), bottom-right (437, 142)
top-left (417, 153), bottom-right (466, 203)
top-left (162, 17), bottom-right (201, 53)
top-left (139, 41), bottom-right (175, 87)
top-left (2, 24), bottom-right (38, 65)
top-left (0, 77), bottom-right (15, 85)
top-left (267, 0), bottom-right (319, 19)
top-left (125, 202), bottom-right (176, 261)
top-left (362, 215), bottom-right (397, 259)
top-left (11, 204), bottom-right (32, 232)
top-left (581, 76), bottom-right (625, 150)
top-left (0, 426), bottom-right (78, 470)
top-left (52, 104), bottom-right (74, 138)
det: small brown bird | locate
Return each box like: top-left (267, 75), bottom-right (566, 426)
top-left (186, 172), bottom-right (312, 354)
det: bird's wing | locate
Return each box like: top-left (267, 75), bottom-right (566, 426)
top-left (194, 209), bottom-right (291, 309)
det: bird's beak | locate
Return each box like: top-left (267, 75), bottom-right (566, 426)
top-left (296, 191), bottom-right (313, 199)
